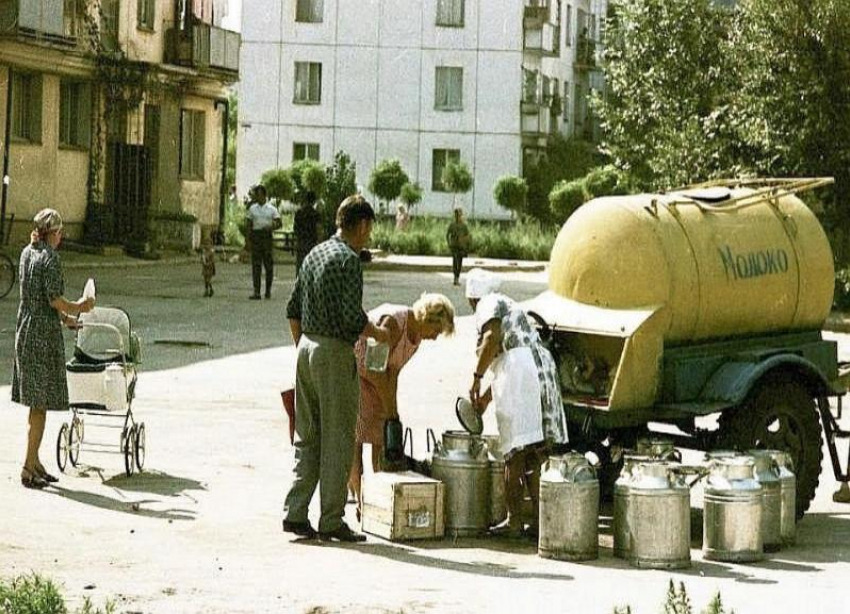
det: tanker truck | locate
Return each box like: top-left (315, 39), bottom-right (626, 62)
top-left (526, 177), bottom-right (850, 518)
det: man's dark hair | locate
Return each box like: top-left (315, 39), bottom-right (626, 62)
top-left (254, 184), bottom-right (268, 198)
top-left (336, 194), bottom-right (375, 231)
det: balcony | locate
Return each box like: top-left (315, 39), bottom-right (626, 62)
top-left (523, 0), bottom-right (550, 26)
top-left (165, 24), bottom-right (240, 73)
top-left (574, 35), bottom-right (597, 70)
top-left (524, 21), bottom-right (559, 57)
top-left (521, 106), bottom-right (554, 139)
top-left (0, 0), bottom-right (80, 45)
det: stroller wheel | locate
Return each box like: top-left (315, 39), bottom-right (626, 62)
top-left (123, 425), bottom-right (136, 477)
top-left (134, 423), bottom-right (146, 472)
top-left (69, 417), bottom-right (82, 467)
top-left (56, 423), bottom-right (69, 472)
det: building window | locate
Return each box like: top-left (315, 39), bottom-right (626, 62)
top-left (435, 67), bottom-right (463, 111)
top-left (59, 81), bottom-right (91, 148)
top-left (294, 62), bottom-right (322, 104)
top-left (137, 0), bottom-right (155, 30)
top-left (436, 0), bottom-right (464, 27)
top-left (565, 4), bottom-right (572, 46)
top-left (293, 142), bottom-right (320, 161)
top-left (295, 0), bottom-right (323, 23)
top-left (432, 148), bottom-right (460, 192)
top-left (563, 80), bottom-right (571, 127)
top-left (101, 0), bottom-right (119, 51)
top-left (10, 73), bottom-right (42, 143)
top-left (180, 109), bottom-right (206, 180)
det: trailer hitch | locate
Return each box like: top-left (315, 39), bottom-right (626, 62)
top-left (817, 396), bottom-right (850, 502)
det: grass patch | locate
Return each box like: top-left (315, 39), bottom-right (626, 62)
top-left (0, 574), bottom-right (114, 614)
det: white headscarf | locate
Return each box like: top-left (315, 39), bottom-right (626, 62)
top-left (465, 268), bottom-right (501, 299)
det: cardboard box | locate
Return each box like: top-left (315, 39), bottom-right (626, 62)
top-left (361, 471), bottom-right (445, 541)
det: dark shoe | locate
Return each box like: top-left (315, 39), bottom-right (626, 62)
top-left (282, 519), bottom-right (317, 539)
top-left (21, 468), bottom-right (48, 490)
top-left (249, 294), bottom-right (261, 300)
top-left (318, 523), bottom-right (366, 543)
top-left (264, 293), bottom-right (271, 299)
top-left (35, 467), bottom-right (58, 483)
top-left (209, 287), bottom-right (214, 297)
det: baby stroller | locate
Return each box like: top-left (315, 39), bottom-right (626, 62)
top-left (57, 306), bottom-right (145, 476)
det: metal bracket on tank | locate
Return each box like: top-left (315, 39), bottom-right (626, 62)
top-left (644, 199), bottom-right (660, 218)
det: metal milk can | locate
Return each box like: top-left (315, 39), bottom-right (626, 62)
top-left (636, 437), bottom-right (682, 462)
top-left (627, 461), bottom-right (691, 569)
top-left (703, 456), bottom-right (764, 562)
top-left (613, 454), bottom-right (652, 559)
top-left (769, 450), bottom-right (796, 546)
top-left (749, 449), bottom-right (783, 552)
top-left (539, 452), bottom-right (599, 561)
top-left (482, 435), bottom-right (507, 527)
top-left (430, 430), bottom-right (490, 536)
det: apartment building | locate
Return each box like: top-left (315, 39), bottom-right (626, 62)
top-left (0, 0), bottom-right (239, 248)
top-left (238, 0), bottom-right (605, 219)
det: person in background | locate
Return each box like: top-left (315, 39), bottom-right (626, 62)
top-left (283, 195), bottom-right (391, 543)
top-left (395, 204), bottom-right (410, 232)
top-left (446, 207), bottom-right (471, 286)
top-left (466, 269), bottom-right (569, 538)
top-left (246, 184), bottom-right (281, 299)
top-left (12, 209), bottom-right (95, 489)
top-left (201, 242), bottom-right (216, 297)
top-left (293, 200), bottom-right (322, 274)
top-left (348, 293), bottom-right (456, 516)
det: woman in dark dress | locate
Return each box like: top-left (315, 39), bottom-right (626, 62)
top-left (12, 209), bottom-right (94, 489)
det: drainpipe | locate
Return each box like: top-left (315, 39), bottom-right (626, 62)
top-left (1, 67), bottom-right (12, 245)
top-left (214, 97), bottom-right (229, 246)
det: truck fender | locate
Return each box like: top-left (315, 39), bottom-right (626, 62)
top-left (699, 354), bottom-right (831, 406)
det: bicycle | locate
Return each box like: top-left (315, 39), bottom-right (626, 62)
top-left (1, 214), bottom-right (16, 299)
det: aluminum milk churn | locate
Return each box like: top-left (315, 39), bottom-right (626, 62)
top-left (482, 435), bottom-right (507, 527)
top-left (430, 430), bottom-right (490, 536)
top-left (749, 449), bottom-right (782, 552)
top-left (635, 437), bottom-right (682, 462)
top-left (539, 453), bottom-right (599, 561)
top-left (703, 456), bottom-right (763, 562)
top-left (628, 461), bottom-right (691, 569)
top-left (769, 450), bottom-right (796, 546)
top-left (613, 454), bottom-right (651, 559)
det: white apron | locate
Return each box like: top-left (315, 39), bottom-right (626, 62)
top-left (490, 346), bottom-right (544, 457)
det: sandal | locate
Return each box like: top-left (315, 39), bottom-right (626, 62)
top-left (21, 468), bottom-right (48, 490)
top-left (35, 467), bottom-right (59, 483)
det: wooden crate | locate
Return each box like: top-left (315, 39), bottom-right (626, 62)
top-left (361, 471), bottom-right (445, 541)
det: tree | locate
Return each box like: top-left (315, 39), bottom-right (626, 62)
top-left (324, 150), bottom-right (357, 235)
top-left (549, 179), bottom-right (586, 224)
top-left (442, 161), bottom-right (473, 212)
top-left (584, 165), bottom-right (630, 198)
top-left (399, 182), bottom-right (423, 212)
top-left (289, 159), bottom-right (326, 207)
top-left (260, 168), bottom-right (294, 205)
top-left (492, 175), bottom-right (528, 217)
top-left (369, 159), bottom-right (410, 214)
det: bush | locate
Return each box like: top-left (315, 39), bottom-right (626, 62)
top-left (290, 159), bottom-right (326, 206)
top-left (369, 159), bottom-right (410, 213)
top-left (493, 175), bottom-right (528, 217)
top-left (260, 168), bottom-right (294, 204)
top-left (835, 268), bottom-right (850, 310)
top-left (324, 151), bottom-right (358, 237)
top-left (400, 182), bottom-right (423, 210)
top-left (0, 574), bottom-right (115, 614)
top-left (549, 179), bottom-right (587, 224)
top-left (442, 161), bottom-right (473, 195)
top-left (585, 165), bottom-right (630, 198)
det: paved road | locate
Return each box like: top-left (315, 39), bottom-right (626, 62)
top-left (2, 262), bottom-right (850, 614)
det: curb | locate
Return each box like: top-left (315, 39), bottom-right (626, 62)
top-left (826, 316), bottom-right (850, 334)
top-left (366, 258), bottom-right (547, 273)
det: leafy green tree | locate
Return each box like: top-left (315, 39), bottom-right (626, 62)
top-left (369, 159), bottom-right (410, 213)
top-left (584, 165), bottom-right (630, 198)
top-left (324, 150), bottom-right (357, 234)
top-left (549, 179), bottom-right (587, 224)
top-left (260, 168), bottom-right (294, 205)
top-left (492, 175), bottom-right (528, 217)
top-left (289, 159), bottom-right (326, 206)
top-left (400, 182), bottom-right (423, 211)
top-left (442, 161), bottom-right (473, 212)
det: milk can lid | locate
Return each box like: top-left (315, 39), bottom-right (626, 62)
top-left (455, 397), bottom-right (483, 435)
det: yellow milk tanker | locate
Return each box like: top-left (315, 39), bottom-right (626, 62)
top-left (527, 178), bottom-right (849, 517)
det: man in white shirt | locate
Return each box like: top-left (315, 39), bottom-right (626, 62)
top-left (246, 184), bottom-right (281, 299)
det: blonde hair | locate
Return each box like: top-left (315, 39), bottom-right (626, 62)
top-left (413, 292), bottom-right (455, 336)
top-left (33, 208), bottom-right (63, 235)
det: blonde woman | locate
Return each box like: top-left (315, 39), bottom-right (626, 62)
top-left (12, 209), bottom-right (95, 489)
top-left (349, 293), bottom-right (456, 512)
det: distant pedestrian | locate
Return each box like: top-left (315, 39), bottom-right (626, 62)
top-left (283, 194), bottom-right (391, 543)
top-left (246, 184), bottom-right (281, 299)
top-left (12, 209), bottom-right (95, 489)
top-left (446, 207), bottom-right (472, 285)
top-left (395, 203), bottom-right (410, 232)
top-left (293, 201), bottom-right (321, 274)
top-left (201, 243), bottom-right (216, 297)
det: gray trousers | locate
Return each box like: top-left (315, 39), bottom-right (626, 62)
top-left (284, 334), bottom-right (359, 533)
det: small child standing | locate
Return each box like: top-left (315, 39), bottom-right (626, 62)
top-left (201, 244), bottom-right (216, 297)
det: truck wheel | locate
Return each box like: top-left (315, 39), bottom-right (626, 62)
top-left (718, 380), bottom-right (822, 519)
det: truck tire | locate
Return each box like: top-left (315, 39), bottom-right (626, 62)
top-left (718, 380), bottom-right (822, 519)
